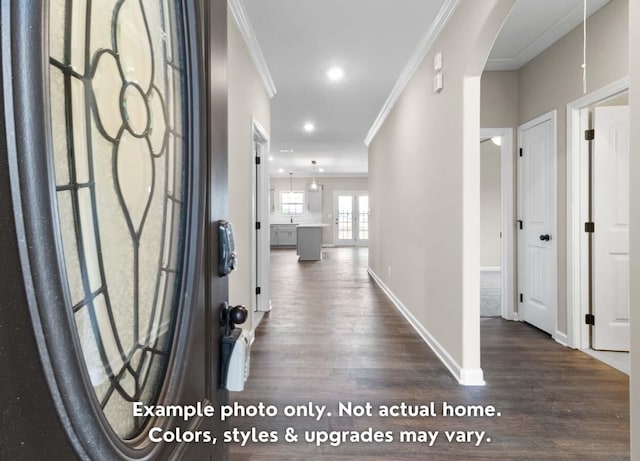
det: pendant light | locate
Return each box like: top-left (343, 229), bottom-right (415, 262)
top-left (309, 160), bottom-right (319, 191)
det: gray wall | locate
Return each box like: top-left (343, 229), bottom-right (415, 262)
top-left (481, 71), bottom-right (518, 128)
top-left (228, 11), bottom-right (271, 334)
top-left (517, 0), bottom-right (629, 334)
top-left (629, 0), bottom-right (639, 456)
top-left (480, 140), bottom-right (501, 267)
top-left (369, 1), bottom-right (515, 378)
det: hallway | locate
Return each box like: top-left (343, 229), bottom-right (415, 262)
top-left (229, 248), bottom-right (629, 460)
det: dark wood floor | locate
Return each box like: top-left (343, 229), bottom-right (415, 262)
top-left (229, 248), bottom-right (629, 460)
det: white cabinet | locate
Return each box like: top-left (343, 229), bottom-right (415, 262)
top-left (279, 225), bottom-right (297, 246)
top-left (308, 186), bottom-right (323, 213)
top-left (270, 224), bottom-right (297, 247)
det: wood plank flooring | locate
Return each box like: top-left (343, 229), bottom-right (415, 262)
top-left (229, 248), bottom-right (629, 460)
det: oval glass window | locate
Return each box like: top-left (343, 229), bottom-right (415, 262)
top-left (49, 0), bottom-right (189, 439)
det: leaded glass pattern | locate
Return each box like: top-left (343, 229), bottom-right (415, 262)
top-left (48, 0), bottom-right (188, 439)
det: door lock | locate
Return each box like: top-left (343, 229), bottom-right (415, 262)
top-left (219, 302), bottom-right (247, 336)
top-left (539, 234), bottom-right (551, 241)
top-left (220, 302), bottom-right (248, 391)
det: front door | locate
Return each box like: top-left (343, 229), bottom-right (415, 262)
top-left (334, 192), bottom-right (369, 247)
top-left (0, 1), bottom-right (229, 459)
top-left (593, 106), bottom-right (630, 351)
top-left (517, 115), bottom-right (557, 335)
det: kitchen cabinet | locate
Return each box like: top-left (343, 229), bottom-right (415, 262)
top-left (270, 224), bottom-right (298, 247)
top-left (296, 224), bottom-right (328, 260)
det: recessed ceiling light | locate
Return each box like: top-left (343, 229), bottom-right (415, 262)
top-left (279, 149), bottom-right (294, 153)
top-left (319, 168), bottom-right (324, 173)
top-left (268, 156), bottom-right (274, 161)
top-left (327, 67), bottom-right (344, 81)
top-left (304, 122), bottom-right (315, 133)
top-left (278, 168), bottom-right (284, 173)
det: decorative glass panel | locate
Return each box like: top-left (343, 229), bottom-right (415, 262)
top-left (48, 0), bottom-right (189, 439)
top-left (338, 195), bottom-right (353, 240)
top-left (358, 196), bottom-right (369, 240)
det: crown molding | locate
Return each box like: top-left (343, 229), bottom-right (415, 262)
top-left (228, 0), bottom-right (277, 98)
top-left (364, 0), bottom-right (461, 146)
top-left (484, 0), bottom-right (610, 71)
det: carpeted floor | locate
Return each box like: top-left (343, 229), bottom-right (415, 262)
top-left (480, 270), bottom-right (501, 317)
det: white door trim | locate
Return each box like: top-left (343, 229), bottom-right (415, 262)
top-left (566, 76), bottom-right (630, 349)
top-left (480, 128), bottom-right (515, 321)
top-left (517, 110), bottom-right (558, 340)
top-left (252, 117), bottom-right (271, 313)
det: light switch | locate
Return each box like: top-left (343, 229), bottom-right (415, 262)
top-left (434, 52), bottom-right (443, 72)
top-left (433, 72), bottom-right (443, 93)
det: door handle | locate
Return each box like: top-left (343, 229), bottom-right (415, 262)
top-left (539, 234), bottom-right (551, 241)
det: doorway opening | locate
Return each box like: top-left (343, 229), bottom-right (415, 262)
top-left (479, 128), bottom-right (515, 320)
top-left (333, 191), bottom-right (369, 247)
top-left (480, 136), bottom-right (503, 317)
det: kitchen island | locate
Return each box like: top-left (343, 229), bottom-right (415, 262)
top-left (296, 223), bottom-right (329, 261)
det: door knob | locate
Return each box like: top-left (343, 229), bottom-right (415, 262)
top-left (539, 234), bottom-right (551, 241)
top-left (220, 302), bottom-right (247, 336)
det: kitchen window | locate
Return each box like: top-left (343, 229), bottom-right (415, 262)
top-left (281, 191), bottom-right (304, 214)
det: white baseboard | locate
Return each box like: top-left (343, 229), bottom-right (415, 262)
top-left (247, 329), bottom-right (256, 346)
top-left (368, 268), bottom-right (485, 386)
top-left (502, 310), bottom-right (518, 321)
top-left (553, 330), bottom-right (569, 348)
top-left (460, 368), bottom-right (485, 386)
top-left (480, 266), bottom-right (501, 272)
top-left (322, 244), bottom-right (336, 248)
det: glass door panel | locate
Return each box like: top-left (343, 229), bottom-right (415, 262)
top-left (334, 192), bottom-right (368, 246)
top-left (357, 195), bottom-right (369, 246)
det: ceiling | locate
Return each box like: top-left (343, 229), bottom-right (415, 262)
top-left (486, 0), bottom-right (610, 70)
top-left (240, 0), bottom-right (611, 178)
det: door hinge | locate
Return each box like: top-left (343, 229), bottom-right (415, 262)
top-left (255, 156), bottom-right (261, 165)
top-left (255, 222), bottom-right (261, 230)
top-left (585, 222), bottom-right (595, 233)
top-left (256, 286), bottom-right (261, 295)
top-left (584, 129), bottom-right (595, 141)
top-left (585, 314), bottom-right (595, 325)
top-left (517, 220), bottom-right (523, 230)
top-left (519, 148), bottom-right (523, 157)
top-left (519, 293), bottom-right (523, 303)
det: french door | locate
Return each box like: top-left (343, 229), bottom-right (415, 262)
top-left (0, 1), bottom-right (229, 459)
top-left (334, 192), bottom-right (369, 247)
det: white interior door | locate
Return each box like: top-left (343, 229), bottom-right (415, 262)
top-left (593, 106), bottom-right (630, 351)
top-left (334, 192), bottom-right (368, 246)
top-left (518, 116), bottom-right (556, 334)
